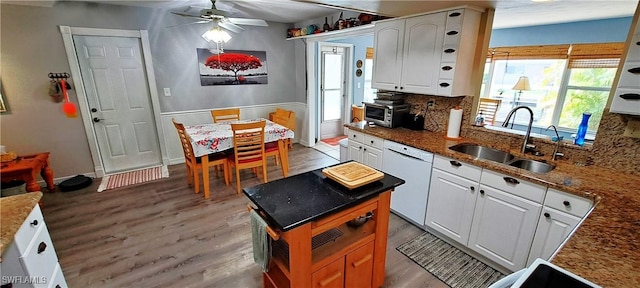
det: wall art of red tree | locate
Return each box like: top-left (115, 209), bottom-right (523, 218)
top-left (205, 53), bottom-right (262, 83)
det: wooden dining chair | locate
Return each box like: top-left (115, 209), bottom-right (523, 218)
top-left (228, 121), bottom-right (268, 194)
top-left (211, 108), bottom-right (240, 123)
top-left (172, 119), bottom-right (229, 199)
top-left (273, 108), bottom-right (295, 149)
top-left (478, 98), bottom-right (502, 126)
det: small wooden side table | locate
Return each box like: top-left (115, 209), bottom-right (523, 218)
top-left (0, 152), bottom-right (55, 192)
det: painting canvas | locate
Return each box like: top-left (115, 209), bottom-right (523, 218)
top-left (197, 49), bottom-right (268, 86)
top-left (0, 80), bottom-right (7, 113)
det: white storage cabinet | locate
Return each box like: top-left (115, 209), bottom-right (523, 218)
top-left (347, 129), bottom-right (384, 170)
top-left (372, 8), bottom-right (482, 96)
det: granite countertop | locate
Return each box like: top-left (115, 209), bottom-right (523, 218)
top-left (243, 165), bottom-right (405, 231)
top-left (346, 122), bottom-right (640, 287)
top-left (0, 192), bottom-right (42, 255)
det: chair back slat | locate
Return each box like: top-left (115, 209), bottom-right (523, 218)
top-left (231, 121), bottom-right (266, 166)
top-left (478, 98), bottom-right (502, 126)
top-left (211, 108), bottom-right (240, 123)
top-left (173, 119), bottom-right (196, 163)
top-left (274, 108), bottom-right (296, 131)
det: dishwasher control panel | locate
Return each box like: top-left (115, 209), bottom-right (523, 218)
top-left (383, 141), bottom-right (433, 162)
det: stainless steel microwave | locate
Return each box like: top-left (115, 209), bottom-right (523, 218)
top-left (363, 102), bottom-right (409, 128)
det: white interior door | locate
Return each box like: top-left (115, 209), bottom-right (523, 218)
top-left (73, 35), bottom-right (162, 174)
top-left (320, 46), bottom-right (346, 140)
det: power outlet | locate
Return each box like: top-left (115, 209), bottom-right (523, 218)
top-left (623, 119), bottom-right (640, 138)
top-left (427, 100), bottom-right (435, 109)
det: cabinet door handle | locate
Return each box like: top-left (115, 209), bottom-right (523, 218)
top-left (470, 186), bottom-right (475, 191)
top-left (439, 82), bottom-right (450, 87)
top-left (446, 30), bottom-right (459, 36)
top-left (31, 219), bottom-right (39, 226)
top-left (503, 177), bottom-right (520, 185)
top-left (620, 93), bottom-right (640, 100)
top-left (394, 86), bottom-right (398, 89)
top-left (544, 212), bottom-right (550, 218)
top-left (444, 48), bottom-right (456, 54)
top-left (37, 242), bottom-right (47, 254)
top-left (628, 67), bottom-right (640, 74)
top-left (442, 66), bottom-right (453, 71)
top-left (563, 200), bottom-right (571, 206)
top-left (636, 41), bottom-right (640, 46)
top-left (449, 12), bottom-right (461, 17)
top-left (370, 140), bottom-right (374, 144)
top-left (352, 254), bottom-right (373, 268)
top-left (480, 189), bottom-right (485, 195)
top-left (449, 160), bottom-right (462, 167)
top-left (400, 86), bottom-right (404, 90)
top-left (1, 283), bottom-right (14, 288)
top-left (319, 271), bottom-right (342, 287)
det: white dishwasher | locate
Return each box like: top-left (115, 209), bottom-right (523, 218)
top-left (382, 141), bottom-right (433, 226)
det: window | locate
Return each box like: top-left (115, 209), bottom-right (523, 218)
top-left (362, 47), bottom-right (377, 104)
top-left (481, 43), bottom-right (623, 139)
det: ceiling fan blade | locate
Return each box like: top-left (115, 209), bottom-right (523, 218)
top-left (171, 11), bottom-right (204, 19)
top-left (219, 21), bottom-right (245, 33)
top-left (227, 18), bottom-right (268, 27)
top-left (166, 20), bottom-right (211, 29)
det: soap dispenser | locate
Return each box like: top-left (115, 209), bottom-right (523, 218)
top-left (475, 110), bottom-right (485, 126)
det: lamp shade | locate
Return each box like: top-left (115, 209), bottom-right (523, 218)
top-left (202, 27), bottom-right (231, 43)
top-left (512, 76), bottom-right (531, 91)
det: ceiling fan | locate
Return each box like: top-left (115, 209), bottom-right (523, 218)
top-left (170, 0), bottom-right (269, 33)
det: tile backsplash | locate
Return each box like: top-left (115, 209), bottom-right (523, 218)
top-left (402, 94), bottom-right (640, 176)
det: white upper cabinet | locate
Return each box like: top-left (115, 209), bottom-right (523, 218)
top-left (610, 15), bottom-right (640, 115)
top-left (372, 8), bottom-right (483, 97)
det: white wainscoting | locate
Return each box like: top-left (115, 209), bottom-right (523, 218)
top-left (161, 102), bottom-right (308, 165)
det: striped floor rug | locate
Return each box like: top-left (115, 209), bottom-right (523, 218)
top-left (97, 166), bottom-right (169, 192)
top-left (397, 232), bottom-right (505, 288)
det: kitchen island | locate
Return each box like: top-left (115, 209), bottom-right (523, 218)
top-left (243, 164), bottom-right (405, 288)
top-left (345, 121), bottom-right (640, 287)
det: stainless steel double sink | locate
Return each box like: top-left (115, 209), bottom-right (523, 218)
top-left (449, 143), bottom-right (555, 173)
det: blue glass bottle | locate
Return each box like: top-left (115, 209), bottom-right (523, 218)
top-left (574, 112), bottom-right (592, 146)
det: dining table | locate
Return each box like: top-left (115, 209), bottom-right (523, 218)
top-left (184, 118), bottom-right (295, 198)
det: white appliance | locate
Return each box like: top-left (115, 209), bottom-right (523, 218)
top-left (489, 258), bottom-right (600, 288)
top-left (382, 141), bottom-right (433, 226)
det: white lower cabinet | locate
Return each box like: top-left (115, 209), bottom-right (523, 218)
top-left (468, 184), bottom-right (542, 271)
top-left (526, 188), bottom-right (592, 266)
top-left (526, 207), bottom-right (581, 266)
top-left (1, 205), bottom-right (67, 288)
top-left (425, 165), bottom-right (479, 246)
top-left (347, 130), bottom-right (384, 170)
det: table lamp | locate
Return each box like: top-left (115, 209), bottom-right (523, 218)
top-left (512, 76), bottom-right (531, 104)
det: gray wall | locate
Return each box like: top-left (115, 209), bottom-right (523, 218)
top-left (0, 2), bottom-right (297, 179)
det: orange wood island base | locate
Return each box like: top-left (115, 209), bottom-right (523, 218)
top-left (0, 152), bottom-right (55, 192)
top-left (264, 191), bottom-right (391, 288)
top-left (244, 164), bottom-right (404, 288)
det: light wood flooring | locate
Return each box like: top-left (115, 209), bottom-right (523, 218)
top-left (41, 145), bottom-right (447, 288)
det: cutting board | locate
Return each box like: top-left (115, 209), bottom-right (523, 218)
top-left (322, 162), bottom-right (384, 189)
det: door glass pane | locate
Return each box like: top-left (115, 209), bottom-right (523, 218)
top-left (323, 90), bottom-right (342, 121)
top-left (363, 59), bottom-right (377, 104)
top-left (324, 54), bottom-right (343, 90)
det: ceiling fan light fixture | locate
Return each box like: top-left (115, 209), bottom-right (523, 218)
top-left (202, 27), bottom-right (231, 43)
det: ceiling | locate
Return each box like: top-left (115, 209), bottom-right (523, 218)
top-left (5, 0), bottom-right (638, 29)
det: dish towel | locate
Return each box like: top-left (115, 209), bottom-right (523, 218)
top-left (250, 209), bottom-right (271, 272)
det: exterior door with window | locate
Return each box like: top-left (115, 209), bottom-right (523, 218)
top-left (320, 46), bottom-right (346, 140)
top-left (73, 35), bottom-right (162, 174)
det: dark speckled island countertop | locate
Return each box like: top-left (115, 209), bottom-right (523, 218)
top-left (345, 122), bottom-right (640, 288)
top-left (243, 165), bottom-right (405, 231)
